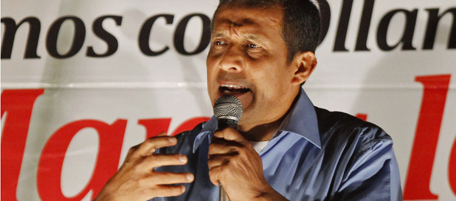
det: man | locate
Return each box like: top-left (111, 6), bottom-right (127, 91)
top-left (95, 0), bottom-right (402, 200)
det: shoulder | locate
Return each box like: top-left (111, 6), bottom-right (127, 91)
top-left (315, 106), bottom-right (392, 142)
top-left (314, 107), bottom-right (402, 199)
top-left (314, 107), bottom-right (393, 161)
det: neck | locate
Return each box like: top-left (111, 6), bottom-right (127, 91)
top-left (238, 91), bottom-right (300, 141)
top-left (238, 114), bottom-right (286, 141)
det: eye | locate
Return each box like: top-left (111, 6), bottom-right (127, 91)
top-left (246, 43), bottom-right (259, 49)
top-left (214, 40), bottom-right (226, 46)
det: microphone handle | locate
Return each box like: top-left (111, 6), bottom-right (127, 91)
top-left (217, 119), bottom-right (237, 201)
top-left (219, 185), bottom-right (229, 201)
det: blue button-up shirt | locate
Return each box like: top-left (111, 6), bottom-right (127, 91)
top-left (154, 89), bottom-right (402, 200)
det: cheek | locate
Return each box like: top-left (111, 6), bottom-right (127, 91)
top-left (206, 59), bottom-right (217, 80)
top-left (252, 74), bottom-right (276, 99)
top-left (259, 70), bottom-right (290, 96)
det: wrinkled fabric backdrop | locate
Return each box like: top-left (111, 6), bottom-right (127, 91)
top-left (1, 0), bottom-right (455, 200)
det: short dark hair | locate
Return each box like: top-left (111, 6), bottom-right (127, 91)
top-left (212, 0), bottom-right (321, 62)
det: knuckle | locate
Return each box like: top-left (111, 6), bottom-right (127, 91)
top-left (222, 158), bottom-right (230, 165)
top-left (208, 169), bottom-right (216, 179)
top-left (145, 137), bottom-right (157, 144)
top-left (131, 161), bottom-right (145, 173)
top-left (215, 131), bottom-right (225, 138)
top-left (137, 177), bottom-right (150, 187)
top-left (155, 172), bottom-right (167, 181)
top-left (175, 173), bottom-right (188, 181)
top-left (149, 173), bottom-right (163, 183)
top-left (229, 147), bottom-right (239, 153)
top-left (146, 155), bottom-right (159, 167)
top-left (156, 185), bottom-right (182, 196)
top-left (128, 146), bottom-right (139, 155)
top-left (156, 172), bottom-right (178, 182)
top-left (207, 161), bottom-right (215, 169)
top-left (226, 127), bottom-right (236, 132)
top-left (221, 128), bottom-right (231, 135)
top-left (237, 147), bottom-right (246, 155)
top-left (208, 144), bottom-right (217, 153)
top-left (157, 131), bottom-right (167, 136)
top-left (170, 186), bottom-right (183, 195)
top-left (128, 146), bottom-right (137, 152)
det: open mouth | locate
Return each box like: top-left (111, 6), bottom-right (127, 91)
top-left (219, 84), bottom-right (251, 94)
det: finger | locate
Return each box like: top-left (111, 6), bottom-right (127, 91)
top-left (149, 185), bottom-right (186, 198)
top-left (134, 136), bottom-right (178, 157)
top-left (157, 132), bottom-right (168, 137)
top-left (208, 141), bottom-right (241, 155)
top-left (124, 144), bottom-right (140, 162)
top-left (211, 136), bottom-right (243, 146)
top-left (213, 127), bottom-right (247, 143)
top-left (146, 172), bottom-right (194, 185)
top-left (208, 166), bottom-right (223, 186)
top-left (141, 154), bottom-right (188, 168)
top-left (207, 154), bottom-right (231, 170)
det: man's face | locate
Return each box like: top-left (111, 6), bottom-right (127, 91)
top-left (207, 5), bottom-right (302, 132)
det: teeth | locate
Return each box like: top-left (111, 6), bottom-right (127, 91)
top-left (221, 84), bottom-right (246, 89)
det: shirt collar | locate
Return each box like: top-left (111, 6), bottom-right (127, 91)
top-left (192, 116), bottom-right (217, 153)
top-left (192, 88), bottom-right (321, 153)
top-left (276, 88), bottom-right (321, 148)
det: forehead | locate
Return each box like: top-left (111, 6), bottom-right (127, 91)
top-left (212, 5), bottom-right (284, 35)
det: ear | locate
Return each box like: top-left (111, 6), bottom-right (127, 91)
top-left (290, 51), bottom-right (317, 85)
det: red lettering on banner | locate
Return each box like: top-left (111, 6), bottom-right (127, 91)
top-left (37, 119), bottom-right (127, 200)
top-left (355, 113), bottom-right (368, 121)
top-left (450, 137), bottom-right (456, 195)
top-left (403, 74), bottom-right (451, 200)
top-left (1, 89), bottom-right (44, 201)
top-left (138, 117), bottom-right (210, 138)
top-left (138, 118), bottom-right (172, 138)
top-left (171, 117), bottom-right (210, 136)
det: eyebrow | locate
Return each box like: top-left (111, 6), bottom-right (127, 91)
top-left (213, 19), bottom-right (260, 38)
top-left (245, 34), bottom-right (259, 40)
top-left (218, 17), bottom-right (256, 27)
top-left (214, 33), bottom-right (225, 38)
top-left (212, 17), bottom-right (264, 41)
top-left (213, 32), bottom-right (260, 41)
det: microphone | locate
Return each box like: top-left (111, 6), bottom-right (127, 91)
top-left (213, 95), bottom-right (243, 201)
top-left (214, 95), bottom-right (243, 129)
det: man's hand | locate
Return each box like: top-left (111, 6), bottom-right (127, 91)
top-left (94, 133), bottom-right (194, 201)
top-left (208, 127), bottom-right (288, 201)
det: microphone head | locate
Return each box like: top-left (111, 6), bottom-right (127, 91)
top-left (213, 96), bottom-right (243, 123)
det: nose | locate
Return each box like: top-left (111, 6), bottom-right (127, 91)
top-left (219, 45), bottom-right (244, 72)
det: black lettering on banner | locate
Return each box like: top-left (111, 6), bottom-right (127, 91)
top-left (1, 17), bottom-right (41, 59)
top-left (2, 5), bottom-right (454, 60)
top-left (317, 0), bottom-right (331, 46)
top-left (377, 9), bottom-right (418, 51)
top-left (139, 14), bottom-right (174, 56)
top-left (355, 0), bottom-right (375, 51)
top-left (86, 15), bottom-right (123, 57)
top-left (174, 13), bottom-right (211, 56)
top-left (334, 0), bottom-right (353, 52)
top-left (423, 8), bottom-right (456, 49)
top-left (46, 16), bottom-right (86, 58)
